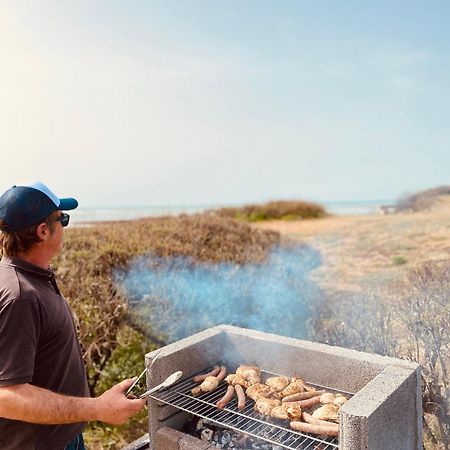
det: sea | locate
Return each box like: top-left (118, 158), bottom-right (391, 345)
top-left (70, 200), bottom-right (394, 225)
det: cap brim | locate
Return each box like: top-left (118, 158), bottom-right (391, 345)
top-left (58, 198), bottom-right (78, 211)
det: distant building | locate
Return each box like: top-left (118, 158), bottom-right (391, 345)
top-left (378, 205), bottom-right (397, 214)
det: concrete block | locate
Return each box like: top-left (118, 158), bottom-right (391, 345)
top-left (155, 427), bottom-right (213, 450)
top-left (120, 434), bottom-right (149, 450)
top-left (147, 325), bottom-right (422, 450)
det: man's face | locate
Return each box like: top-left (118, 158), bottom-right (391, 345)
top-left (46, 212), bottom-right (65, 255)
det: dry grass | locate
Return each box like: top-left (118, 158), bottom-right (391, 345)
top-left (58, 213), bottom-right (280, 382)
top-left (255, 194), bottom-right (450, 449)
top-left (310, 259), bottom-right (450, 449)
top-left (254, 195), bottom-right (450, 293)
top-left (52, 214), bottom-right (279, 449)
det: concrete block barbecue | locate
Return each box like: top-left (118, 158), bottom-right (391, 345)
top-left (145, 325), bottom-right (422, 450)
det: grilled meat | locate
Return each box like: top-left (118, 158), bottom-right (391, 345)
top-left (225, 373), bottom-right (251, 388)
top-left (235, 384), bottom-right (246, 410)
top-left (334, 394), bottom-right (349, 407)
top-left (320, 392), bottom-right (336, 404)
top-left (282, 390), bottom-right (325, 402)
top-left (246, 383), bottom-right (275, 401)
top-left (270, 403), bottom-right (302, 420)
top-left (320, 392), bottom-right (349, 407)
top-left (266, 376), bottom-right (290, 392)
top-left (236, 365), bottom-right (261, 385)
top-left (191, 376), bottom-right (219, 396)
top-left (281, 377), bottom-right (306, 398)
top-left (312, 404), bottom-right (340, 422)
top-left (254, 398), bottom-right (281, 416)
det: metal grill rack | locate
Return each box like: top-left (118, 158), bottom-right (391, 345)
top-left (150, 367), bottom-right (353, 450)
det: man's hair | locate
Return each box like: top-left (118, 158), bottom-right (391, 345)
top-left (0, 213), bottom-right (57, 256)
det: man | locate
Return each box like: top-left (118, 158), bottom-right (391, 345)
top-left (0, 182), bottom-right (146, 450)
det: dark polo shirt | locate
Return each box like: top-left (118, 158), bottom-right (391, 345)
top-left (0, 256), bottom-right (90, 450)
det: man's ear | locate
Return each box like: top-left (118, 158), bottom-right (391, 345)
top-left (36, 222), bottom-right (50, 241)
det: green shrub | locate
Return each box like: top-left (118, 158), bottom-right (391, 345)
top-left (211, 200), bottom-right (327, 222)
top-left (392, 255), bottom-right (407, 265)
top-left (84, 326), bottom-right (156, 448)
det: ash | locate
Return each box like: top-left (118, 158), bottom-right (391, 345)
top-left (183, 417), bottom-right (283, 449)
top-left (183, 418), bottom-right (327, 450)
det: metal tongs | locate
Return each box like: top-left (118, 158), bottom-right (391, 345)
top-left (125, 350), bottom-right (183, 399)
top-left (138, 370), bottom-right (183, 399)
top-left (125, 350), bottom-right (161, 398)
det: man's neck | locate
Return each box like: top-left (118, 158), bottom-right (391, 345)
top-left (16, 251), bottom-right (51, 270)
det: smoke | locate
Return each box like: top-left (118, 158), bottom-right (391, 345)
top-left (116, 244), bottom-right (323, 343)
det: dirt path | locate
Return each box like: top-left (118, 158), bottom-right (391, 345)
top-left (254, 197), bottom-right (450, 293)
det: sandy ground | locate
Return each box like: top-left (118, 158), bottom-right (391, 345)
top-left (254, 196), bottom-right (450, 294)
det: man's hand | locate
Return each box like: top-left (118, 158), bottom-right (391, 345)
top-left (0, 379), bottom-right (147, 425)
top-left (94, 378), bottom-right (147, 425)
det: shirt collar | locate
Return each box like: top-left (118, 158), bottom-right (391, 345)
top-left (1, 255), bottom-right (54, 279)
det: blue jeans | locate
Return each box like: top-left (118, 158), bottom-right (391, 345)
top-left (65, 433), bottom-right (86, 450)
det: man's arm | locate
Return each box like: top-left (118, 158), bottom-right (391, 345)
top-left (0, 378), bottom-right (146, 425)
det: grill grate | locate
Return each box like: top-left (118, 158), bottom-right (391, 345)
top-left (149, 367), bottom-right (352, 450)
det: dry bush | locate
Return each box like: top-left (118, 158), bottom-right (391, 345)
top-left (130, 214), bottom-right (280, 264)
top-left (311, 290), bottom-right (399, 358)
top-left (395, 261), bottom-right (450, 449)
top-left (50, 214), bottom-right (280, 448)
top-left (311, 260), bottom-right (450, 449)
top-left (396, 185), bottom-right (450, 212)
top-left (211, 200), bottom-right (326, 222)
top-left (54, 214), bottom-right (280, 395)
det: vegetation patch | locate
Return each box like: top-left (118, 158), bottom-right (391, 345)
top-left (210, 200), bottom-right (326, 222)
top-left (396, 185), bottom-right (450, 212)
top-left (51, 214), bottom-right (280, 448)
top-left (311, 260), bottom-right (450, 449)
top-left (392, 255), bottom-right (407, 265)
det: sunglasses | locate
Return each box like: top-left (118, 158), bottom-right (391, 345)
top-left (55, 212), bottom-right (70, 227)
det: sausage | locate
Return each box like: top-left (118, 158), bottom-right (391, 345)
top-left (235, 384), bottom-right (246, 410)
top-left (216, 365), bottom-right (227, 382)
top-left (282, 390), bottom-right (325, 402)
top-left (297, 395), bottom-right (321, 409)
top-left (283, 395), bottom-right (321, 409)
top-left (290, 420), bottom-right (339, 437)
top-left (193, 366), bottom-right (221, 383)
top-left (302, 411), bottom-right (338, 427)
top-left (216, 385), bottom-right (235, 409)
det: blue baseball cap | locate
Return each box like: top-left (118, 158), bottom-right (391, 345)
top-left (0, 182), bottom-right (78, 232)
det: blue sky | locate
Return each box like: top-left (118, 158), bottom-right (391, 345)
top-left (0, 1), bottom-right (449, 207)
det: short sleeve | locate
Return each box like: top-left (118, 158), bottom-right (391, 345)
top-left (0, 298), bottom-right (40, 386)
